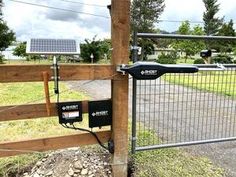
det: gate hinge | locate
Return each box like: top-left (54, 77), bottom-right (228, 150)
top-left (116, 64), bottom-right (129, 75)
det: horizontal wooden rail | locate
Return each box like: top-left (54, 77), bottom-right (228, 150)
top-left (0, 130), bottom-right (111, 157)
top-left (0, 64), bottom-right (113, 82)
top-left (0, 101), bottom-right (89, 122)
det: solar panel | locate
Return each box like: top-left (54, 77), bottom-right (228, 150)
top-left (26, 38), bottom-right (80, 55)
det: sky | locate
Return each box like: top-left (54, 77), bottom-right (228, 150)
top-left (2, 0), bottom-right (236, 42)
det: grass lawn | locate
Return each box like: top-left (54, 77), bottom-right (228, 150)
top-left (0, 69), bottom-right (226, 177)
top-left (177, 58), bottom-right (195, 64)
top-left (0, 81), bottom-right (89, 176)
top-left (164, 71), bottom-right (236, 97)
top-left (3, 59), bottom-right (52, 65)
top-left (133, 130), bottom-right (225, 177)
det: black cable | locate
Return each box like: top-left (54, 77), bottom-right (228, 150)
top-left (61, 123), bottom-right (109, 151)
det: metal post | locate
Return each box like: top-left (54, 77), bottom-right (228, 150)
top-left (131, 31), bottom-right (138, 154)
top-left (137, 33), bottom-right (236, 41)
top-left (53, 56), bottom-right (59, 94)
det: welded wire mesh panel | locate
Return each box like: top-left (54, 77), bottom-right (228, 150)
top-left (135, 67), bottom-right (236, 150)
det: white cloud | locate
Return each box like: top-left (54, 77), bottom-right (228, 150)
top-left (3, 0), bottom-right (110, 41)
top-left (2, 0), bottom-right (236, 40)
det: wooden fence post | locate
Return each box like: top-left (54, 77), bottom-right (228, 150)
top-left (111, 0), bottom-right (130, 176)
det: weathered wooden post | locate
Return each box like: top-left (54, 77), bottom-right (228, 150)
top-left (111, 0), bottom-right (130, 176)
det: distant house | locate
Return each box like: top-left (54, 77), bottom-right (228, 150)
top-left (2, 45), bottom-right (26, 60)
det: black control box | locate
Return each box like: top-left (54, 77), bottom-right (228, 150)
top-left (57, 101), bottom-right (83, 124)
top-left (88, 100), bottom-right (112, 128)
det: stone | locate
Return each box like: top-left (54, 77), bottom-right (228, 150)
top-left (36, 161), bottom-right (42, 167)
top-left (81, 168), bottom-right (88, 175)
top-left (36, 169), bottom-right (44, 175)
top-left (74, 161), bottom-right (83, 169)
top-left (68, 168), bottom-right (74, 176)
top-left (74, 169), bottom-right (81, 174)
top-left (45, 170), bottom-right (53, 176)
top-left (33, 173), bottom-right (40, 177)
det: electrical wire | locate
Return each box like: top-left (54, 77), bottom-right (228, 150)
top-left (60, 0), bottom-right (107, 8)
top-left (8, 0), bottom-right (110, 19)
top-left (61, 123), bottom-right (109, 151)
top-left (7, 0), bottom-right (236, 24)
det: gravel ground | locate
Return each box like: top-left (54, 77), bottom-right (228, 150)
top-left (23, 147), bottom-right (112, 177)
top-left (66, 80), bottom-right (236, 177)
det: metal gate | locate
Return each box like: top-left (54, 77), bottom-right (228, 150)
top-left (131, 33), bottom-right (236, 153)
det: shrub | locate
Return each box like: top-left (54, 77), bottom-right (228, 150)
top-left (156, 52), bottom-right (178, 64)
top-left (0, 54), bottom-right (4, 64)
top-left (212, 54), bottom-right (233, 64)
top-left (194, 58), bottom-right (205, 64)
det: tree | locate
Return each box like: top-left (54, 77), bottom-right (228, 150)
top-left (131, 0), bottom-right (165, 60)
top-left (0, 1), bottom-right (16, 63)
top-left (191, 25), bottom-right (206, 57)
top-left (0, 0), bottom-right (2, 18)
top-left (99, 39), bottom-right (112, 60)
top-left (13, 42), bottom-right (27, 58)
top-left (80, 36), bottom-right (103, 63)
top-left (0, 21), bottom-right (15, 52)
top-left (217, 20), bottom-right (235, 53)
top-left (131, 0), bottom-right (165, 33)
top-left (203, 0), bottom-right (223, 36)
top-left (173, 21), bottom-right (193, 59)
top-left (172, 21), bottom-right (205, 61)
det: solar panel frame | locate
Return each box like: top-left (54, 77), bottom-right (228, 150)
top-left (26, 38), bottom-right (80, 55)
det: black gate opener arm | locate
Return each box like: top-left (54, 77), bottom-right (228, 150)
top-left (118, 62), bottom-right (199, 80)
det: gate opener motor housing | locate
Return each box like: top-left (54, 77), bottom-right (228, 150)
top-left (57, 101), bottom-right (83, 124)
top-left (118, 62), bottom-right (199, 80)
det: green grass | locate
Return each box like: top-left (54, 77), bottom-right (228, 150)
top-left (133, 130), bottom-right (225, 177)
top-left (0, 82), bottom-right (89, 176)
top-left (177, 58), bottom-right (195, 64)
top-left (0, 154), bottom-right (44, 177)
top-left (164, 71), bottom-right (236, 97)
top-left (0, 82), bottom-right (90, 142)
top-left (0, 68), bottom-right (228, 177)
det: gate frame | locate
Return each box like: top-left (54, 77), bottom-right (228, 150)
top-left (131, 32), bottom-right (236, 153)
top-left (0, 1), bottom-right (131, 176)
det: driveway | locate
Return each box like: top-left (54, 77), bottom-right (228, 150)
top-left (66, 80), bottom-right (236, 177)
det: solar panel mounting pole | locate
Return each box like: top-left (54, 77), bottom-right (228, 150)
top-left (111, 0), bottom-right (130, 176)
top-left (53, 56), bottom-right (59, 94)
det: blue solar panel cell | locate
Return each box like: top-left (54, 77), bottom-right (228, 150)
top-left (27, 38), bottom-right (79, 54)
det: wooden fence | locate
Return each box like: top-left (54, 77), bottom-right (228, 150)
top-left (0, 64), bottom-right (113, 157)
top-left (0, 1), bottom-right (130, 176)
